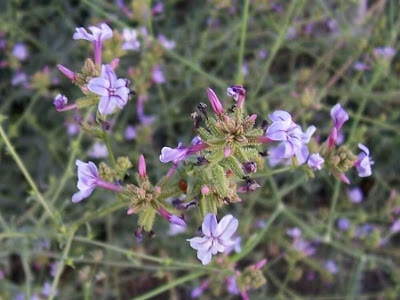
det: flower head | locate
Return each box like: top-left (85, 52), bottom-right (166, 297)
top-left (354, 144), bottom-right (373, 177)
top-left (158, 34), bottom-right (175, 50)
top-left (152, 64), bottom-right (165, 84)
top-left (87, 64), bottom-right (130, 115)
top-left (72, 160), bottom-right (100, 203)
top-left (158, 208), bottom-right (186, 227)
top-left (122, 28), bottom-right (140, 51)
top-left (73, 23), bottom-right (113, 43)
top-left (373, 46), bottom-right (395, 60)
top-left (331, 103), bottom-right (349, 132)
top-left (348, 187), bottom-right (363, 203)
top-left (53, 94), bottom-right (68, 110)
top-left (226, 85), bottom-right (246, 108)
top-left (159, 143), bottom-right (190, 164)
top-left (187, 213), bottom-right (239, 265)
top-left (73, 23), bottom-right (113, 65)
top-left (12, 43), bottom-right (28, 61)
top-left (266, 110), bottom-right (303, 159)
top-left (307, 153), bottom-right (325, 170)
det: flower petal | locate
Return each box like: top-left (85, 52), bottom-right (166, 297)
top-left (187, 237), bottom-right (212, 251)
top-left (88, 77), bottom-right (110, 96)
top-left (269, 110), bottom-right (292, 122)
top-left (197, 250), bottom-right (213, 265)
top-left (202, 213), bottom-right (218, 237)
top-left (72, 187), bottom-right (95, 203)
top-left (215, 214), bottom-right (238, 240)
top-left (98, 95), bottom-right (117, 115)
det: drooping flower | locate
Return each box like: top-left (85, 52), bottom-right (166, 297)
top-left (73, 23), bottom-right (113, 65)
top-left (266, 110), bottom-right (303, 159)
top-left (307, 153), bottom-right (325, 170)
top-left (328, 104), bottom-right (349, 147)
top-left (354, 144), bottom-right (373, 177)
top-left (187, 213), bottom-right (239, 265)
top-left (87, 64), bottom-right (130, 115)
top-left (158, 208), bottom-right (186, 227)
top-left (122, 28), bottom-right (140, 51)
top-left (331, 103), bottom-right (349, 132)
top-left (72, 160), bottom-right (121, 203)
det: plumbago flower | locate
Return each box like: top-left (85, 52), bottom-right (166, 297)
top-left (187, 213), bottom-right (239, 265)
top-left (72, 160), bottom-right (121, 203)
top-left (87, 64), bottom-right (130, 115)
top-left (73, 23), bottom-right (113, 65)
top-left (354, 144), bottom-right (374, 177)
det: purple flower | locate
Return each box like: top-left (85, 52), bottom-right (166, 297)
top-left (73, 23), bottom-right (113, 65)
top-left (258, 49), bottom-right (268, 59)
top-left (348, 187), bottom-right (363, 203)
top-left (72, 160), bottom-right (121, 203)
top-left (390, 219), bottom-right (400, 233)
top-left (324, 260), bottom-right (339, 274)
top-left (337, 218), bottom-right (351, 231)
top-left (191, 280), bottom-right (210, 298)
top-left (307, 153), bottom-right (325, 171)
top-left (373, 46), bottom-right (396, 60)
top-left (207, 88), bottom-right (224, 115)
top-left (152, 2), bottom-right (164, 15)
top-left (124, 125), bottom-right (136, 141)
top-left (158, 34), bottom-right (175, 50)
top-left (160, 143), bottom-right (190, 164)
top-left (187, 213), bottom-right (239, 265)
top-left (11, 71), bottom-right (27, 86)
top-left (72, 160), bottom-right (100, 203)
top-left (53, 94), bottom-right (68, 110)
top-left (354, 144), bottom-right (373, 177)
top-left (286, 227), bottom-right (302, 238)
top-left (331, 103), bottom-right (349, 132)
top-left (87, 64), bottom-right (130, 115)
top-left (168, 223), bottom-right (187, 236)
top-left (226, 85), bottom-right (246, 108)
top-left (354, 61), bottom-right (370, 71)
top-left (293, 238), bottom-right (316, 257)
top-left (12, 43), bottom-right (28, 61)
top-left (57, 64), bottom-right (76, 81)
top-left (122, 28), bottom-right (140, 51)
top-left (266, 110), bottom-right (303, 159)
top-left (158, 208), bottom-right (186, 227)
top-left (42, 282), bottom-right (58, 297)
top-left (152, 64), bottom-right (165, 84)
top-left (88, 142), bottom-right (108, 159)
top-left (295, 125), bottom-right (316, 164)
top-left (226, 276), bottom-right (240, 295)
top-left (328, 104), bottom-right (349, 147)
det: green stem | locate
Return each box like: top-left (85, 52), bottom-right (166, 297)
top-left (236, 0), bottom-right (250, 85)
top-left (103, 130), bottom-right (116, 167)
top-left (131, 270), bottom-right (206, 300)
top-left (0, 124), bottom-right (58, 224)
top-left (349, 256), bottom-right (366, 300)
top-left (325, 179), bottom-right (341, 242)
top-left (49, 229), bottom-right (75, 300)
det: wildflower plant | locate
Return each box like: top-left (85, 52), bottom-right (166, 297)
top-left (1, 1), bottom-right (399, 299)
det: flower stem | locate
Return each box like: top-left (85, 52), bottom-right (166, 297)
top-left (103, 130), bottom-right (116, 167)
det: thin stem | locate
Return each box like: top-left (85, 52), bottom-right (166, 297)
top-left (103, 130), bottom-right (116, 167)
top-left (325, 179), bottom-right (341, 242)
top-left (131, 270), bottom-right (206, 300)
top-left (0, 123), bottom-right (58, 224)
top-left (235, 0), bottom-right (250, 85)
top-left (49, 229), bottom-right (75, 300)
top-left (349, 256), bottom-right (366, 300)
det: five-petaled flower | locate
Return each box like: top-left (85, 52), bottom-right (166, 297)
top-left (73, 23), bottom-right (113, 65)
top-left (187, 213), bottom-right (239, 265)
top-left (354, 144), bottom-right (374, 177)
top-left (87, 64), bottom-right (130, 115)
top-left (266, 110), bottom-right (303, 160)
top-left (72, 160), bottom-right (121, 203)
